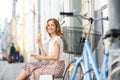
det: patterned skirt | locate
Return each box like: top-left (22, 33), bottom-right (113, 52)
top-left (23, 60), bottom-right (65, 80)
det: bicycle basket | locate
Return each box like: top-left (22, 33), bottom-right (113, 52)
top-left (62, 26), bottom-right (102, 55)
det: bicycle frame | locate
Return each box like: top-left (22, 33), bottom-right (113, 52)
top-left (60, 11), bottom-right (109, 80)
top-left (71, 40), bottom-right (109, 80)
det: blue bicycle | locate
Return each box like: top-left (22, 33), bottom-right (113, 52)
top-left (60, 11), bottom-right (120, 80)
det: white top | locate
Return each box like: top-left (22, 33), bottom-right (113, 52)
top-left (47, 36), bottom-right (64, 61)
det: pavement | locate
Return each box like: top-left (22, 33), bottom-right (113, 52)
top-left (0, 60), bottom-right (25, 80)
top-left (0, 60), bottom-right (8, 80)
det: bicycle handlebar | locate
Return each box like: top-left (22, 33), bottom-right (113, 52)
top-left (93, 17), bottom-right (108, 21)
top-left (60, 12), bottom-right (90, 20)
top-left (60, 11), bottom-right (109, 40)
top-left (60, 12), bottom-right (74, 16)
top-left (60, 12), bottom-right (109, 21)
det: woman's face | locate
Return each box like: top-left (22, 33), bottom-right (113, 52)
top-left (47, 20), bottom-right (56, 35)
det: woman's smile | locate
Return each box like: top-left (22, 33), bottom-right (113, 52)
top-left (47, 20), bottom-right (56, 34)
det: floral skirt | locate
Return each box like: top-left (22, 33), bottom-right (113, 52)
top-left (23, 60), bottom-right (65, 80)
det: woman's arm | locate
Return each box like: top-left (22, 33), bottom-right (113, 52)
top-left (32, 41), bottom-right (60, 60)
top-left (36, 36), bottom-right (47, 56)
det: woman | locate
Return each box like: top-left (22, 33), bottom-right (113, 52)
top-left (17, 18), bottom-right (65, 80)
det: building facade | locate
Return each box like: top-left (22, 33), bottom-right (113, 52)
top-left (10, 0), bottom-right (109, 64)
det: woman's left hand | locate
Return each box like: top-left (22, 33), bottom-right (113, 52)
top-left (31, 54), bottom-right (42, 60)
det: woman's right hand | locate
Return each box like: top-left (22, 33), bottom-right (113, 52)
top-left (36, 33), bottom-right (42, 47)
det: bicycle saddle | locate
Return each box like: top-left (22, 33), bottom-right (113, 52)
top-left (103, 29), bottom-right (120, 39)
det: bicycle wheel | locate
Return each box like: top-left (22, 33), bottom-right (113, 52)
top-left (107, 67), bottom-right (120, 80)
top-left (107, 61), bottom-right (120, 80)
top-left (63, 60), bottom-right (85, 80)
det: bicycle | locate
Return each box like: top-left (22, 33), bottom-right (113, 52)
top-left (60, 11), bottom-right (120, 80)
top-left (62, 26), bottom-right (101, 80)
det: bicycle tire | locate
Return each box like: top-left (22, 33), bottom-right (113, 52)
top-left (107, 67), bottom-right (120, 80)
top-left (63, 60), bottom-right (85, 80)
top-left (63, 60), bottom-right (75, 80)
top-left (107, 64), bottom-right (120, 80)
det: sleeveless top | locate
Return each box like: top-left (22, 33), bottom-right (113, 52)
top-left (47, 36), bottom-right (64, 61)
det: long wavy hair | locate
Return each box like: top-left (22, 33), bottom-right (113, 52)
top-left (46, 18), bottom-right (63, 38)
top-left (46, 18), bottom-right (68, 51)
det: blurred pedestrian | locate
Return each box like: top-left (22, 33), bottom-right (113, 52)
top-left (19, 54), bottom-right (24, 62)
top-left (14, 45), bottom-right (20, 62)
top-left (9, 43), bottom-right (16, 63)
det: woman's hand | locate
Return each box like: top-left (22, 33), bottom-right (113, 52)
top-left (36, 33), bottom-right (47, 56)
top-left (36, 34), bottom-right (42, 47)
top-left (31, 54), bottom-right (42, 60)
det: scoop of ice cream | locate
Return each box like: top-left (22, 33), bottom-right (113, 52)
top-left (38, 33), bottom-right (42, 37)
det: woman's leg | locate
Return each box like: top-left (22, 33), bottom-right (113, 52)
top-left (16, 69), bottom-right (27, 80)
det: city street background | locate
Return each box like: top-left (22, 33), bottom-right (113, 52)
top-left (0, 0), bottom-right (120, 80)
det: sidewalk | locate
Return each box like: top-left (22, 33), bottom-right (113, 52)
top-left (0, 60), bottom-right (8, 80)
top-left (0, 61), bottom-right (25, 80)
